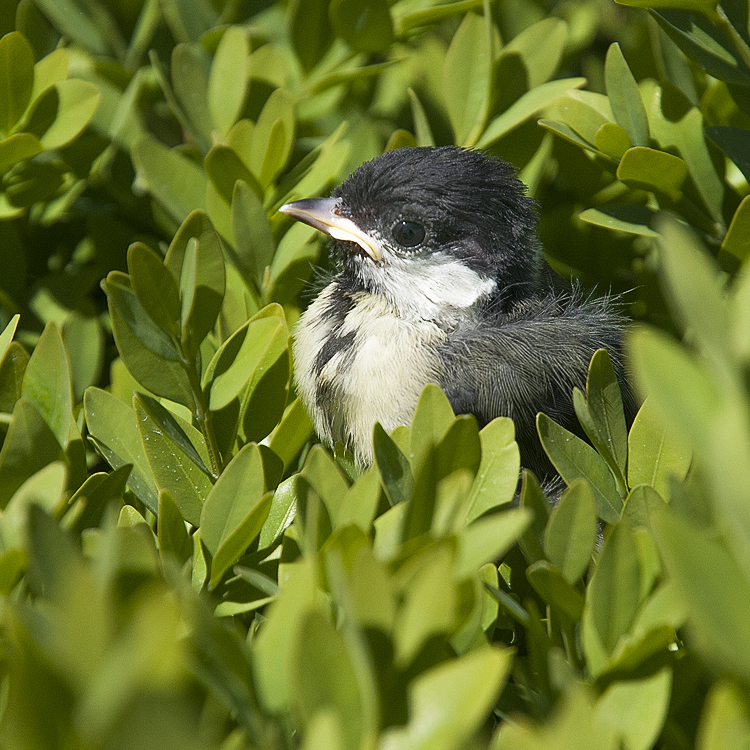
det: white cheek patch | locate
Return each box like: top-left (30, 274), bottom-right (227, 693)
top-left (358, 252), bottom-right (496, 324)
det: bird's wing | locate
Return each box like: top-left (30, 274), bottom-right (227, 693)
top-left (438, 295), bottom-right (629, 478)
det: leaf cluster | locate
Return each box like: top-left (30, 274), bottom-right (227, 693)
top-left (1, 0), bottom-right (750, 748)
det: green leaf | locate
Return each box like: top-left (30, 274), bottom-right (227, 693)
top-left (61, 312), bottom-right (105, 404)
top-left (301, 445), bottom-right (350, 529)
top-left (594, 122), bottom-right (632, 159)
top-left (267, 398), bottom-right (314, 472)
top-left (26, 0), bottom-right (112, 54)
top-left (652, 9), bottom-right (750, 86)
top-left (23, 79), bottom-right (100, 150)
top-left (707, 126), bottom-right (750, 183)
top-left (0, 133), bottom-right (43, 172)
top-left (658, 217), bottom-right (730, 371)
top-left (443, 12), bottom-right (491, 146)
top-left (618, 0), bottom-right (718, 11)
top-left (477, 78), bottom-right (587, 149)
top-left (374, 422), bottom-right (414, 507)
top-left (288, 0), bottom-right (334, 72)
top-left (84, 387), bottom-right (159, 512)
top-left (249, 89), bottom-right (294, 188)
top-left (544, 479), bottom-right (597, 583)
top-left (0, 461), bottom-right (67, 551)
top-left (622, 484), bottom-right (667, 529)
top-left (394, 543), bottom-right (455, 663)
top-left (627, 398), bottom-right (691, 499)
top-left (721, 194), bottom-right (750, 261)
top-left (200, 443), bottom-right (271, 588)
top-left (465, 417), bottom-right (520, 522)
top-left (699, 682), bottom-right (750, 750)
top-left (161, 0), bottom-right (218, 43)
top-left (21, 322), bottom-right (75, 452)
top-left (555, 92), bottom-right (611, 144)
top-left (582, 523), bottom-right (641, 677)
top-left (644, 84), bottom-right (724, 221)
top-left (616, 146), bottom-right (689, 200)
top-left (231, 180), bottom-right (274, 288)
top-left (253, 559), bottom-right (318, 712)
top-left (579, 205), bottom-right (658, 237)
top-left (455, 508), bottom-right (531, 579)
top-left (538, 118), bottom-right (614, 160)
top-left (0, 32), bottom-right (35, 133)
top-left (407, 88), bottom-right (435, 147)
top-left (526, 560), bottom-right (585, 621)
top-left (654, 509), bottom-right (750, 682)
top-left (207, 304), bottom-right (287, 410)
top-left (605, 43), bottom-right (649, 147)
top-left (133, 393), bottom-right (213, 527)
top-left (498, 17), bottom-right (569, 91)
top-left (0, 399), bottom-right (65, 509)
top-left (594, 667), bottom-right (672, 750)
top-left (0, 314), bottom-right (19, 361)
top-left (537, 413), bottom-right (622, 522)
top-left (157, 488), bottom-right (192, 563)
top-left (294, 609), bottom-right (376, 750)
top-left (131, 135), bottom-right (208, 224)
top-left (127, 242), bottom-right (181, 337)
top-left (208, 26), bottom-right (248, 137)
top-left (102, 272), bottom-right (195, 409)
top-left (170, 43), bottom-right (212, 151)
top-left (573, 349), bottom-right (628, 487)
top-left (337, 467), bottom-right (381, 532)
top-left (379, 648), bottom-right (512, 750)
top-left (329, 0), bottom-right (393, 53)
top-left (409, 384), bottom-right (455, 471)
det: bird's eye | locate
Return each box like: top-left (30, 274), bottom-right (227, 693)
top-left (392, 220), bottom-right (425, 248)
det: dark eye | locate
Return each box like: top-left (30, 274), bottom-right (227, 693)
top-left (392, 220), bottom-right (425, 248)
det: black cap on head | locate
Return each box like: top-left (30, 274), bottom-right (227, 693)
top-left (333, 146), bottom-right (540, 289)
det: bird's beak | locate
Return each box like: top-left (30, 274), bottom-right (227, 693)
top-left (279, 198), bottom-right (383, 262)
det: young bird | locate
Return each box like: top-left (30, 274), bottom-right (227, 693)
top-left (280, 146), bottom-right (628, 480)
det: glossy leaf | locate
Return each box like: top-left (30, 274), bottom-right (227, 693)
top-left (157, 489), bottom-right (192, 563)
top-left (249, 89), bottom-right (294, 188)
top-left (329, 0), bottom-right (393, 53)
top-left (443, 12), bottom-right (490, 146)
top-left (605, 43), bottom-right (649, 147)
top-left (131, 135), bottom-right (208, 224)
top-left (84, 387), bottom-right (159, 512)
top-left (616, 147), bottom-right (689, 200)
top-left (455, 508), bottom-right (531, 579)
top-left (537, 413), bottom-right (622, 522)
top-left (0, 32), bottom-right (35, 133)
top-left (654, 509), bottom-right (750, 682)
top-left (628, 398), bottom-right (691, 498)
top-left (208, 305), bottom-right (287, 410)
top-left (133, 393), bottom-right (213, 527)
top-left (582, 523), bottom-right (642, 677)
top-left (200, 443), bottom-right (271, 588)
top-left (527, 560), bottom-right (585, 621)
top-left (102, 272), bottom-right (196, 409)
top-left (544, 479), bottom-right (597, 583)
top-left (465, 417), bottom-right (520, 522)
top-left (231, 180), bottom-right (274, 287)
top-left (0, 400), bottom-right (65, 509)
top-left (573, 349), bottom-right (628, 486)
top-left (127, 242), bottom-right (181, 337)
top-left (721, 195), bottom-right (750, 261)
top-left (379, 648), bottom-right (512, 750)
top-left (579, 205), bottom-right (658, 237)
top-left (208, 26), bottom-right (248, 137)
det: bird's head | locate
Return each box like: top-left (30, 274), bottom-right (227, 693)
top-left (280, 147), bottom-right (541, 321)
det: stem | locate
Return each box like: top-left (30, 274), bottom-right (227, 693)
top-left (185, 361), bottom-right (223, 479)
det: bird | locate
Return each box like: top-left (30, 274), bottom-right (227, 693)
top-left (280, 146), bottom-right (630, 481)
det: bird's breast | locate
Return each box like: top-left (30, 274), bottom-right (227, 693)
top-left (293, 283), bottom-right (445, 465)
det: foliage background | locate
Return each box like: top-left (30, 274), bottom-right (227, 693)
top-left (0, 0), bottom-right (750, 748)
